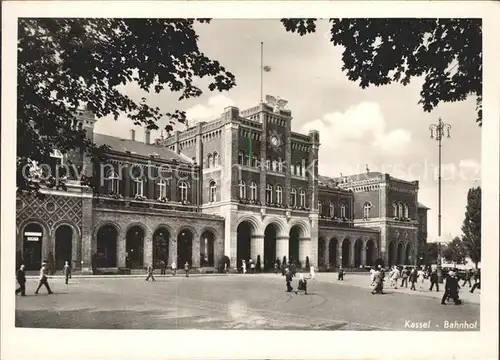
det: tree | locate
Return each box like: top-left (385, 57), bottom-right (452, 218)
top-left (441, 237), bottom-right (467, 264)
top-left (281, 18), bottom-right (482, 126)
top-left (461, 186), bottom-right (481, 268)
top-left (18, 19), bottom-right (235, 193)
top-left (425, 242), bottom-right (439, 264)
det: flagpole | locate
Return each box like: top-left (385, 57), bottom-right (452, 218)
top-left (260, 41), bottom-right (264, 103)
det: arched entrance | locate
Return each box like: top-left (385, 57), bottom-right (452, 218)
top-left (318, 237), bottom-right (326, 267)
top-left (397, 242), bottom-right (404, 265)
top-left (341, 239), bottom-right (350, 267)
top-left (200, 231), bottom-right (215, 267)
top-left (177, 229), bottom-right (193, 266)
top-left (126, 226), bottom-right (144, 269)
top-left (289, 225), bottom-right (301, 265)
top-left (153, 228), bottom-right (169, 268)
top-left (264, 224), bottom-right (277, 270)
top-left (23, 223), bottom-right (43, 270)
top-left (354, 239), bottom-right (363, 267)
top-left (96, 225), bottom-right (117, 267)
top-left (329, 238), bottom-right (338, 267)
top-left (405, 243), bottom-right (412, 264)
top-left (366, 239), bottom-right (375, 266)
top-left (55, 225), bottom-right (73, 270)
top-left (236, 221), bottom-right (252, 271)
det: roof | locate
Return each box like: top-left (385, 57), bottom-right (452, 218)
top-left (418, 202), bottom-right (430, 210)
top-left (331, 172), bottom-right (384, 182)
top-left (94, 133), bottom-right (193, 163)
top-left (318, 175), bottom-right (340, 189)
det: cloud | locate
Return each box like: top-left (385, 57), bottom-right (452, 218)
top-left (185, 95), bottom-right (235, 122)
top-left (301, 101), bottom-right (412, 154)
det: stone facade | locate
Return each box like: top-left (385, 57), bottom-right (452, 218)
top-left (16, 99), bottom-right (428, 272)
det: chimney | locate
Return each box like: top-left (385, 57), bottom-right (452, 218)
top-left (130, 129), bottom-right (136, 141)
top-left (144, 128), bottom-right (151, 144)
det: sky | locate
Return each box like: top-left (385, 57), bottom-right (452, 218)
top-left (94, 19), bottom-right (482, 243)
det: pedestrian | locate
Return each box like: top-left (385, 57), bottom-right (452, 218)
top-left (470, 270), bottom-right (481, 293)
top-left (224, 262), bottom-right (229, 275)
top-left (417, 267), bottom-right (425, 291)
top-left (400, 266), bottom-right (409, 288)
top-left (390, 266), bottom-right (399, 289)
top-left (441, 271), bottom-right (461, 305)
top-left (15, 264), bottom-right (26, 296)
top-left (338, 266), bottom-right (344, 281)
top-left (309, 264), bottom-right (316, 280)
top-left (369, 267), bottom-right (376, 286)
top-left (171, 261), bottom-right (177, 276)
top-left (184, 261), bottom-right (190, 277)
top-left (409, 268), bottom-right (418, 290)
top-left (429, 268), bottom-right (439, 291)
top-left (35, 262), bottom-right (53, 295)
top-left (371, 266), bottom-right (385, 295)
top-left (295, 271), bottom-right (308, 295)
top-left (242, 260), bottom-right (247, 274)
top-left (160, 260), bottom-right (167, 275)
top-left (63, 261), bottom-right (71, 285)
top-left (274, 262), bottom-right (279, 275)
top-left (145, 263), bottom-right (155, 281)
top-left (249, 258), bottom-right (255, 274)
top-left (285, 268), bottom-right (293, 292)
top-left (462, 269), bottom-right (473, 288)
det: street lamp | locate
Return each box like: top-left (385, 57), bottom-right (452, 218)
top-left (429, 117), bottom-right (451, 283)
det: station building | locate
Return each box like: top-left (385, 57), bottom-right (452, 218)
top-left (16, 98), bottom-right (428, 273)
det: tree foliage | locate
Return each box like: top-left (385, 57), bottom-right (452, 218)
top-left (281, 18), bottom-right (482, 125)
top-left (425, 242), bottom-right (439, 264)
top-left (18, 18), bottom-right (235, 193)
top-left (461, 186), bottom-right (481, 267)
top-left (442, 236), bottom-right (467, 264)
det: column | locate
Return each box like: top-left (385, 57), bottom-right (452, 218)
top-left (337, 240), bottom-right (342, 268)
top-left (143, 230), bottom-right (153, 266)
top-left (192, 236), bottom-right (201, 268)
top-left (309, 214), bottom-right (318, 266)
top-left (350, 242), bottom-right (355, 268)
top-left (117, 235), bottom-right (126, 268)
top-left (299, 237), bottom-right (311, 265)
top-left (361, 243), bottom-right (367, 266)
top-left (259, 105), bottom-right (267, 204)
top-left (80, 196), bottom-right (93, 273)
top-left (276, 236), bottom-right (289, 262)
top-left (250, 235), bottom-right (264, 264)
top-left (324, 238), bottom-right (330, 266)
top-left (122, 162), bottom-right (130, 198)
top-left (169, 235), bottom-right (178, 267)
top-left (170, 173), bottom-right (177, 202)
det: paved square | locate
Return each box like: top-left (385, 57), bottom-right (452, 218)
top-left (15, 274), bottom-right (480, 330)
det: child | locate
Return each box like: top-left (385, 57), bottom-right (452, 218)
top-left (295, 272), bottom-right (308, 295)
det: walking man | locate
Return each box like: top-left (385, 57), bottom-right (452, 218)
top-left (15, 264), bottom-right (26, 296)
top-left (371, 266), bottom-right (385, 295)
top-left (249, 258), bottom-right (255, 274)
top-left (400, 266), bottom-right (409, 288)
top-left (441, 271), bottom-right (461, 305)
top-left (63, 261), bottom-right (71, 285)
top-left (171, 261), bottom-right (177, 276)
top-left (35, 262), bottom-right (53, 295)
top-left (160, 260), bottom-right (166, 275)
top-left (429, 268), bottom-right (439, 292)
top-left (145, 263), bottom-right (156, 281)
top-left (285, 268), bottom-right (293, 292)
top-left (184, 261), bottom-right (190, 277)
top-left (409, 268), bottom-right (418, 291)
top-left (462, 269), bottom-right (473, 288)
top-left (470, 269), bottom-right (481, 293)
top-left (338, 266), bottom-right (344, 281)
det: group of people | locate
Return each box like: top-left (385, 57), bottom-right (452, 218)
top-left (145, 261), bottom-right (191, 281)
top-left (16, 260), bottom-right (72, 296)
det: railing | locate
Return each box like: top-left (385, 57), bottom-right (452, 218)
top-left (318, 216), bottom-right (353, 226)
top-left (94, 195), bottom-right (199, 213)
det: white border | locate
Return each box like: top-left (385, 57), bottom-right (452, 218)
top-left (2, 1), bottom-right (499, 359)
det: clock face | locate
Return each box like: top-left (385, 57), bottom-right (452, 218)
top-left (270, 135), bottom-right (279, 147)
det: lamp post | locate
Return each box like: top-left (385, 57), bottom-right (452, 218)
top-left (429, 117), bottom-right (451, 283)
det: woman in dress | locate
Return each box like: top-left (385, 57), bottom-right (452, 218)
top-left (417, 267), bottom-right (426, 291)
top-left (309, 264), bottom-right (316, 280)
top-left (242, 260), bottom-right (247, 274)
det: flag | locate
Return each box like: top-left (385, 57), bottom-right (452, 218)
top-left (263, 65), bottom-right (272, 72)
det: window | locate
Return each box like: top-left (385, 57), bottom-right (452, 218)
top-left (276, 185), bottom-right (283, 204)
top-left (49, 149), bottom-right (64, 177)
top-left (266, 184), bottom-right (273, 203)
top-left (245, 153), bottom-right (250, 166)
top-left (157, 179), bottom-right (168, 199)
top-left (207, 154), bottom-right (213, 168)
top-left (272, 159), bottom-right (278, 172)
top-left (318, 201), bottom-right (322, 216)
top-left (250, 182), bottom-right (258, 201)
top-left (290, 188), bottom-right (296, 207)
top-left (393, 202), bottom-right (398, 217)
top-left (133, 178), bottom-right (144, 196)
top-left (252, 155), bottom-right (258, 168)
top-left (213, 152), bottom-right (219, 167)
top-left (340, 203), bottom-right (346, 218)
top-left (363, 202), bottom-right (372, 218)
top-left (329, 202), bottom-right (335, 217)
top-left (398, 203), bottom-right (404, 218)
top-left (278, 158), bottom-right (283, 172)
top-left (104, 168), bottom-right (120, 194)
top-left (239, 180), bottom-right (246, 199)
top-left (209, 181), bottom-right (217, 202)
top-left (296, 162), bottom-right (302, 177)
top-left (238, 152), bottom-right (244, 165)
top-left (403, 204), bottom-right (409, 219)
top-left (299, 189), bottom-right (306, 207)
top-left (179, 181), bottom-right (188, 201)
